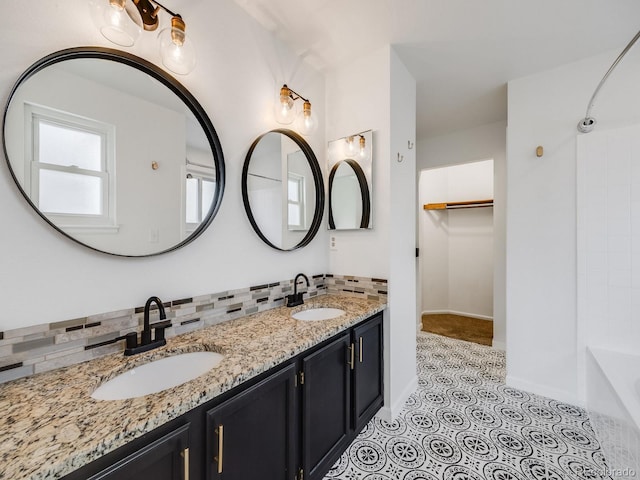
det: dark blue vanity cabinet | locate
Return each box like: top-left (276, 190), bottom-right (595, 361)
top-left (63, 312), bottom-right (383, 480)
top-left (352, 313), bottom-right (384, 432)
top-left (206, 364), bottom-right (298, 480)
top-left (302, 333), bottom-right (352, 480)
top-left (63, 419), bottom-right (194, 480)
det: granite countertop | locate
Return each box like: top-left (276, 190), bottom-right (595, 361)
top-left (0, 294), bottom-right (386, 480)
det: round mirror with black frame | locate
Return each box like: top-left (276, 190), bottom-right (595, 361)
top-left (327, 129), bottom-right (373, 230)
top-left (242, 129), bottom-right (324, 251)
top-left (2, 47), bottom-right (225, 257)
top-left (328, 159), bottom-right (371, 229)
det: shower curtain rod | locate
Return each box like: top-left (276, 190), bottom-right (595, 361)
top-left (577, 29), bottom-right (640, 133)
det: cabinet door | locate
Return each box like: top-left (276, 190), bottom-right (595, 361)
top-left (302, 333), bottom-right (351, 480)
top-left (352, 313), bottom-right (384, 432)
top-left (87, 424), bottom-right (190, 480)
top-left (206, 363), bottom-right (297, 480)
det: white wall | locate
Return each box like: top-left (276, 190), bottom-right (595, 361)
top-left (417, 121), bottom-right (506, 348)
top-left (326, 49), bottom-right (390, 279)
top-left (506, 49), bottom-right (640, 405)
top-left (419, 168), bottom-right (449, 311)
top-left (0, 0), bottom-right (327, 330)
top-left (448, 209), bottom-right (493, 317)
top-left (325, 46), bottom-right (417, 419)
top-left (388, 48), bottom-right (418, 417)
top-left (420, 160), bottom-right (494, 321)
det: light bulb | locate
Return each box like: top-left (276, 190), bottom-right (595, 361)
top-left (344, 136), bottom-right (357, 157)
top-left (90, 0), bottom-right (142, 47)
top-left (275, 85), bottom-right (295, 125)
top-left (298, 100), bottom-right (317, 135)
top-left (358, 135), bottom-right (368, 160)
top-left (158, 16), bottom-right (196, 75)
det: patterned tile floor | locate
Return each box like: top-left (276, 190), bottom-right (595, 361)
top-left (325, 332), bottom-right (614, 480)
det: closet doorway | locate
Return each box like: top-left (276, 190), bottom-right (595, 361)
top-left (418, 159), bottom-right (494, 346)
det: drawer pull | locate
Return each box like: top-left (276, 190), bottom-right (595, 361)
top-left (359, 336), bottom-right (363, 363)
top-left (349, 343), bottom-right (355, 370)
top-left (214, 425), bottom-right (224, 473)
top-left (181, 447), bottom-right (189, 480)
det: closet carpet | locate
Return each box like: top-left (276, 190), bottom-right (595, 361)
top-left (421, 314), bottom-right (493, 346)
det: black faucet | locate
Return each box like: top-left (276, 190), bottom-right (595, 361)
top-left (286, 273), bottom-right (310, 307)
top-left (123, 296), bottom-right (172, 356)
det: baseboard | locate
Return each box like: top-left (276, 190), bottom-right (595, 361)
top-left (377, 375), bottom-right (418, 421)
top-left (422, 310), bottom-right (493, 322)
top-left (506, 374), bottom-right (584, 408)
top-left (492, 340), bottom-right (506, 350)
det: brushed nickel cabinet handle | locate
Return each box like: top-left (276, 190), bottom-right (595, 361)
top-left (359, 336), bottom-right (363, 363)
top-left (214, 425), bottom-right (224, 474)
top-left (181, 447), bottom-right (189, 480)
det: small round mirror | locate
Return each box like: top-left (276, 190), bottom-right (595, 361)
top-left (327, 130), bottom-right (373, 230)
top-left (242, 129), bottom-right (324, 251)
top-left (328, 159), bottom-right (371, 229)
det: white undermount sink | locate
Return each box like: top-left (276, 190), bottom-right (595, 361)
top-left (91, 351), bottom-right (224, 401)
top-left (292, 307), bottom-right (346, 321)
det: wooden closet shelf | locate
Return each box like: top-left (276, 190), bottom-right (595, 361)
top-left (423, 199), bottom-right (493, 210)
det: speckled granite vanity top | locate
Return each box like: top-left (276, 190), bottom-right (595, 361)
top-left (0, 295), bottom-right (385, 480)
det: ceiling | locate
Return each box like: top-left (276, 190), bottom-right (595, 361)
top-left (233, 0), bottom-right (640, 139)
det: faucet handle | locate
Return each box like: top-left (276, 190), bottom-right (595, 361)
top-left (124, 332), bottom-right (138, 350)
top-left (151, 320), bottom-right (172, 342)
top-left (150, 320), bottom-right (172, 330)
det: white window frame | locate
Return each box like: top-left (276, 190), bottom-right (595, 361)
top-left (183, 162), bottom-right (216, 237)
top-left (25, 104), bottom-right (117, 233)
top-left (287, 172), bottom-right (306, 230)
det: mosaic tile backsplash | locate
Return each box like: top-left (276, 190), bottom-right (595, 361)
top-left (0, 274), bottom-right (387, 384)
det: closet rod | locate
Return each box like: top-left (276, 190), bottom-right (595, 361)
top-left (423, 199), bottom-right (493, 210)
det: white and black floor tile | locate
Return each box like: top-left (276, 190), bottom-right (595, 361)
top-left (325, 332), bottom-right (614, 480)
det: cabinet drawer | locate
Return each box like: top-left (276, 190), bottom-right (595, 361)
top-left (86, 423), bottom-right (190, 480)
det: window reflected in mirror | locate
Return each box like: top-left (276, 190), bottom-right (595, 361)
top-left (2, 48), bottom-right (225, 257)
top-left (242, 129), bottom-right (324, 251)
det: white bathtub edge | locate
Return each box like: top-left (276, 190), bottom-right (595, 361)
top-left (587, 346), bottom-right (640, 432)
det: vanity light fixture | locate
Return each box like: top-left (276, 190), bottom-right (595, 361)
top-left (343, 132), bottom-right (369, 160)
top-left (275, 84), bottom-right (318, 135)
top-left (90, 0), bottom-right (196, 75)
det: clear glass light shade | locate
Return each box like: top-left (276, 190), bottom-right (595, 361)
top-left (275, 95), bottom-right (295, 125)
top-left (158, 27), bottom-right (196, 75)
top-left (343, 136), bottom-right (357, 158)
top-left (90, 0), bottom-right (142, 47)
top-left (358, 136), bottom-right (369, 160)
top-left (298, 101), bottom-right (318, 136)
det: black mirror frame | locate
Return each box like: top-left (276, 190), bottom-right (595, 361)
top-left (2, 47), bottom-right (225, 258)
top-left (328, 159), bottom-right (371, 229)
top-left (242, 129), bottom-right (324, 251)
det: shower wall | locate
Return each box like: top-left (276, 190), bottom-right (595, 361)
top-left (577, 124), bottom-right (640, 383)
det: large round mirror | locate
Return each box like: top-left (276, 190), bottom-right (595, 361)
top-left (2, 47), bottom-right (225, 257)
top-left (242, 129), bottom-right (324, 251)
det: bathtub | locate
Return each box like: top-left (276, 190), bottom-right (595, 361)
top-left (587, 346), bottom-right (640, 478)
